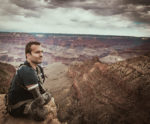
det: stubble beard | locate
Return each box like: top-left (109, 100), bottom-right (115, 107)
top-left (32, 58), bottom-right (42, 65)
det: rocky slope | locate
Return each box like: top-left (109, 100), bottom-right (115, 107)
top-left (0, 54), bottom-right (150, 124)
top-left (0, 62), bottom-right (16, 93)
top-left (63, 54), bottom-right (150, 124)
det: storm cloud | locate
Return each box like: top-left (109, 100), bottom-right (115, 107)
top-left (2, 0), bottom-right (150, 23)
top-left (0, 0), bottom-right (149, 36)
top-left (47, 0), bottom-right (150, 24)
top-left (10, 0), bottom-right (47, 10)
top-left (124, 0), bottom-right (150, 5)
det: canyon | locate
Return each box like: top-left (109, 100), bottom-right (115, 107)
top-left (0, 32), bottom-right (150, 67)
top-left (0, 32), bottom-right (150, 123)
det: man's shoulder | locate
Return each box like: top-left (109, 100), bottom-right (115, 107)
top-left (18, 64), bottom-right (35, 75)
top-left (18, 64), bottom-right (31, 71)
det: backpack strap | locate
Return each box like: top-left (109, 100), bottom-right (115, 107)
top-left (37, 65), bottom-right (45, 83)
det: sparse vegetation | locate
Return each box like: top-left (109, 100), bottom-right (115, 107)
top-left (66, 55), bottom-right (150, 124)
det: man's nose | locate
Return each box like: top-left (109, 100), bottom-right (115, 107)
top-left (40, 52), bottom-right (43, 57)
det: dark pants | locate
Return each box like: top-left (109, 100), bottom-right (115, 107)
top-left (9, 104), bottom-right (27, 118)
top-left (9, 102), bottom-right (49, 121)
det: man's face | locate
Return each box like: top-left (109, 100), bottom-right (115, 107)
top-left (27, 45), bottom-right (43, 64)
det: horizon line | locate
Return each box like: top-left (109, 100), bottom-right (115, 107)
top-left (0, 31), bottom-right (149, 38)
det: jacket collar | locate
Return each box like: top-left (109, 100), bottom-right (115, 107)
top-left (24, 60), bottom-right (39, 72)
top-left (24, 60), bottom-right (32, 67)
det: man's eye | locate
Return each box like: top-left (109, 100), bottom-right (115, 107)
top-left (36, 51), bottom-right (43, 53)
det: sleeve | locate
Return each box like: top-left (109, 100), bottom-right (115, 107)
top-left (18, 66), bottom-right (39, 91)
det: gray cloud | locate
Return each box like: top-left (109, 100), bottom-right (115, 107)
top-left (10, 0), bottom-right (46, 10)
top-left (45, 0), bottom-right (124, 17)
top-left (47, 0), bottom-right (150, 25)
top-left (123, 4), bottom-right (150, 25)
top-left (0, 1), bottom-right (21, 17)
top-left (49, 0), bottom-right (118, 9)
top-left (5, 0), bottom-right (150, 24)
top-left (0, 0), bottom-right (47, 18)
top-left (124, 0), bottom-right (150, 6)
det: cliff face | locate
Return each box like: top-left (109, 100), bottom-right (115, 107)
top-left (65, 55), bottom-right (150, 124)
top-left (0, 62), bottom-right (16, 93)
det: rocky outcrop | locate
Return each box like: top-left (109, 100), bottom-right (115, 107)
top-left (0, 62), bottom-right (16, 93)
top-left (65, 55), bottom-right (150, 124)
top-left (0, 94), bottom-right (61, 124)
top-left (43, 63), bottom-right (72, 123)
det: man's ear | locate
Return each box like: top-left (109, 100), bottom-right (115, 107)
top-left (26, 53), bottom-right (31, 59)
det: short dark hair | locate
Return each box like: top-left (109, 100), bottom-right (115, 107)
top-left (25, 41), bottom-right (41, 58)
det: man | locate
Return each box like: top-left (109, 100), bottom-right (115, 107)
top-left (7, 41), bottom-right (51, 121)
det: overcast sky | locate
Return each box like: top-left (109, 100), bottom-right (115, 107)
top-left (0, 0), bottom-right (150, 37)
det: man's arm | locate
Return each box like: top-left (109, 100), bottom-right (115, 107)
top-left (27, 84), bottom-right (51, 106)
top-left (19, 66), bottom-right (51, 106)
